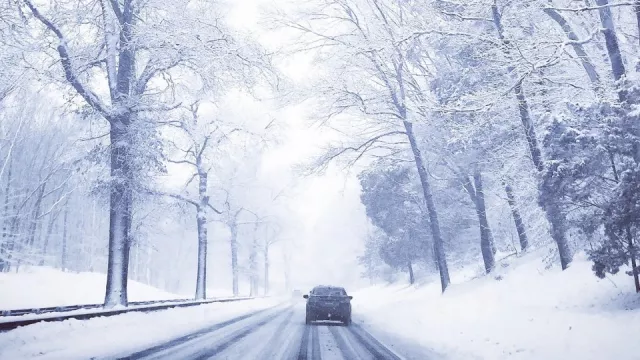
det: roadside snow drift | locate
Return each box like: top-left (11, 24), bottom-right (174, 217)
top-left (353, 250), bottom-right (640, 360)
top-left (0, 267), bottom-right (182, 309)
top-left (0, 297), bottom-right (281, 360)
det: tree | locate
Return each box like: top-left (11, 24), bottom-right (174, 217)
top-left (279, 0), bottom-right (451, 291)
top-left (19, 0), bottom-right (270, 306)
top-left (359, 164), bottom-right (433, 282)
top-left (358, 230), bottom-right (392, 284)
top-left (153, 102), bottom-right (248, 299)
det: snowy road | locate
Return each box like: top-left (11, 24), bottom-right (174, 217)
top-left (116, 302), bottom-right (435, 360)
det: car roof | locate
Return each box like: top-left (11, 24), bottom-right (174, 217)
top-left (312, 285), bottom-right (346, 291)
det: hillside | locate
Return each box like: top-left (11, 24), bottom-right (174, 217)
top-left (353, 249), bottom-right (640, 360)
top-left (0, 267), bottom-right (183, 309)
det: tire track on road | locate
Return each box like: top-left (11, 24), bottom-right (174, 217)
top-left (311, 325), bottom-right (322, 360)
top-left (250, 309), bottom-right (296, 358)
top-left (297, 324), bottom-right (311, 360)
top-left (348, 324), bottom-right (404, 360)
top-left (328, 325), bottom-right (361, 360)
top-left (119, 306), bottom-right (279, 360)
top-left (191, 307), bottom-right (290, 360)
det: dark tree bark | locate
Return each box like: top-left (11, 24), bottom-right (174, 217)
top-left (504, 183), bottom-right (529, 251)
top-left (407, 261), bottom-right (415, 284)
top-left (594, 0), bottom-right (627, 102)
top-left (104, 120), bottom-right (133, 306)
top-left (543, 8), bottom-right (601, 88)
top-left (625, 227), bottom-right (640, 293)
top-left (492, 3), bottom-right (573, 269)
top-left (636, 0), bottom-right (640, 47)
top-left (473, 172), bottom-right (496, 273)
top-left (103, 0), bottom-right (136, 308)
top-left (461, 172), bottom-right (496, 273)
top-left (403, 121), bottom-right (450, 291)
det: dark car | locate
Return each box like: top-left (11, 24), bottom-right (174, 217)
top-left (303, 286), bottom-right (352, 326)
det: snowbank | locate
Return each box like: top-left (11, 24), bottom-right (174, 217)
top-left (353, 250), bottom-right (640, 360)
top-left (0, 267), bottom-right (183, 309)
top-left (0, 297), bottom-right (281, 360)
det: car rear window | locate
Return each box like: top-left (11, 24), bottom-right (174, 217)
top-left (313, 287), bottom-right (346, 296)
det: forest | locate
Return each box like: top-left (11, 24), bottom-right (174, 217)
top-left (1, 0), bottom-right (640, 310)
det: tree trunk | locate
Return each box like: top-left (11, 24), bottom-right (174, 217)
top-left (104, 121), bottom-right (133, 307)
top-left (195, 167), bottom-right (209, 300)
top-left (403, 120), bottom-right (450, 292)
top-left (102, 0), bottom-right (136, 308)
top-left (407, 261), bottom-right (414, 284)
top-left (636, 0), bottom-right (640, 47)
top-left (61, 201), bottom-right (69, 272)
top-left (195, 204), bottom-right (207, 300)
top-left (40, 207), bottom-right (61, 266)
top-left (0, 156), bottom-right (12, 272)
top-left (626, 227), bottom-right (640, 293)
top-left (543, 8), bottom-right (601, 88)
top-left (492, 4), bottom-right (573, 269)
top-left (6, 207), bottom-right (21, 272)
top-left (249, 223), bottom-right (259, 297)
top-left (473, 171), bottom-right (496, 273)
top-left (504, 183), bottom-right (529, 251)
top-left (230, 224), bottom-right (239, 297)
top-left (27, 183), bottom-right (46, 249)
top-left (263, 244), bottom-right (269, 296)
top-left (595, 0), bottom-right (627, 102)
top-left (16, 182), bottom-right (47, 271)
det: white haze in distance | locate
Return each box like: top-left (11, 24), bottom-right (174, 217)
top-left (225, 0), bottom-right (370, 291)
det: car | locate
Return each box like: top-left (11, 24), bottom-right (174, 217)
top-left (291, 289), bottom-right (302, 300)
top-left (303, 285), bottom-right (352, 326)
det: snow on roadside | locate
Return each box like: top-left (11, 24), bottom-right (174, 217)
top-left (0, 297), bottom-right (282, 360)
top-left (0, 267), bottom-right (183, 309)
top-left (352, 250), bottom-right (640, 360)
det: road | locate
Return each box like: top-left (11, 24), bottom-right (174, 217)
top-left (117, 301), bottom-right (439, 360)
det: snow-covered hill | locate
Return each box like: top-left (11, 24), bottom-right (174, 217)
top-left (0, 267), bottom-right (183, 309)
top-left (353, 249), bottom-right (640, 360)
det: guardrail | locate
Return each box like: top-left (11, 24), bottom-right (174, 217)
top-left (0, 296), bottom-right (256, 332)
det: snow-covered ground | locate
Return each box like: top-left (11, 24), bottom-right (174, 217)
top-left (0, 297), bottom-right (281, 360)
top-left (352, 249), bottom-right (640, 360)
top-left (0, 267), bottom-right (185, 309)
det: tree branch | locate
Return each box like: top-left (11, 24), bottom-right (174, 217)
top-left (23, 0), bottom-right (111, 119)
top-left (109, 0), bottom-right (123, 22)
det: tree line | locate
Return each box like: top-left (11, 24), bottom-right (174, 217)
top-left (275, 0), bottom-right (640, 292)
top-left (0, 0), bottom-right (289, 306)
